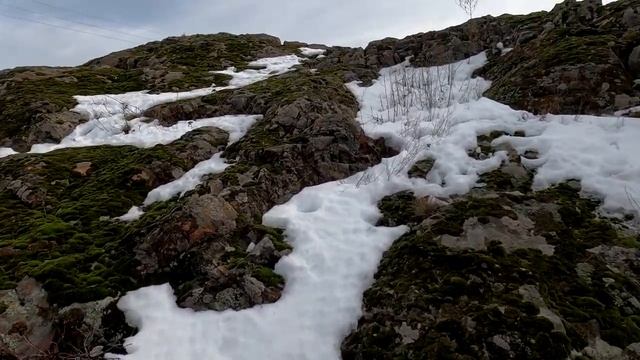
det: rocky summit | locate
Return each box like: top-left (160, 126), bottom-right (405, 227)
top-left (1, 0), bottom-right (640, 359)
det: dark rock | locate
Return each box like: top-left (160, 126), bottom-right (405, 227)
top-left (408, 158), bottom-right (435, 178)
top-left (343, 168), bottom-right (640, 359)
top-left (516, 31), bottom-right (538, 45)
top-left (630, 45), bottom-right (640, 75)
top-left (248, 237), bottom-right (278, 265)
top-left (623, 7), bottom-right (640, 28)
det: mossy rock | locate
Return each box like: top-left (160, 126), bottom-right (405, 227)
top-left (343, 180), bottom-right (640, 358)
top-left (0, 141), bottom-right (207, 306)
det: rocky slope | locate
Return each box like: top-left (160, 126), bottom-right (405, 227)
top-left (0, 0), bottom-right (639, 358)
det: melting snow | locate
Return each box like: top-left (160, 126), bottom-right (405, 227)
top-left (110, 52), bottom-right (640, 359)
top-left (118, 115), bottom-right (259, 221)
top-left (213, 54), bottom-right (302, 88)
top-left (0, 148), bottom-right (17, 157)
top-left (0, 54), bottom-right (302, 158)
top-left (299, 47), bottom-right (327, 57)
top-left (30, 114), bottom-right (260, 154)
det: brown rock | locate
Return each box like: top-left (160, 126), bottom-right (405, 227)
top-left (72, 162), bottom-right (93, 177)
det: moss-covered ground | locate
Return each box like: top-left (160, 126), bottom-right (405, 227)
top-left (0, 144), bottom-right (196, 306)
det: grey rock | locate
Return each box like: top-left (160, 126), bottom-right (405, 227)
top-left (516, 31), bottom-right (537, 45)
top-left (623, 7), bottom-right (640, 28)
top-left (248, 237), bottom-right (277, 265)
top-left (243, 276), bottom-right (266, 305)
top-left (0, 278), bottom-right (54, 359)
top-left (630, 46), bottom-right (640, 76)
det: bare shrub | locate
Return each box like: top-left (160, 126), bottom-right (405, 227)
top-left (88, 96), bottom-right (143, 134)
top-left (456, 0), bottom-right (479, 20)
top-left (355, 61), bottom-right (464, 186)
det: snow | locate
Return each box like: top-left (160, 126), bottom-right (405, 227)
top-left (0, 147), bottom-right (17, 158)
top-left (109, 52), bottom-right (640, 359)
top-left (31, 115), bottom-right (260, 154)
top-left (118, 114), bottom-right (259, 221)
top-left (299, 47), bottom-right (327, 57)
top-left (23, 54), bottom-right (300, 155)
top-left (213, 55), bottom-right (302, 88)
top-left (496, 42), bottom-right (513, 55)
top-left (117, 206), bottom-right (146, 222)
top-left (496, 115), bottom-right (640, 215)
top-left (615, 105), bottom-right (640, 117)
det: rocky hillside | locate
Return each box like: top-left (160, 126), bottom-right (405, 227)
top-left (1, 0), bottom-right (639, 359)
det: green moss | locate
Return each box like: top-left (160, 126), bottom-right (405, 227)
top-left (538, 31), bottom-right (617, 68)
top-left (345, 180), bottom-right (640, 358)
top-left (251, 224), bottom-right (291, 252)
top-left (253, 266), bottom-right (285, 287)
top-left (0, 142), bottom-right (204, 306)
top-left (377, 191), bottom-right (419, 226)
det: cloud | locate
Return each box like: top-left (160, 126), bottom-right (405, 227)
top-left (0, 0), bottom-right (617, 70)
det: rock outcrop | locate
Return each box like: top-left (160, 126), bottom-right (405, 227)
top-left (131, 69), bottom-right (391, 311)
top-left (342, 132), bottom-right (640, 359)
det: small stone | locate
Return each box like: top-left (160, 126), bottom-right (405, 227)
top-left (630, 46), bottom-right (640, 75)
top-left (623, 7), bottom-right (640, 28)
top-left (566, 180), bottom-right (582, 191)
top-left (408, 158), bottom-right (435, 179)
top-left (89, 346), bottom-right (104, 358)
top-left (243, 276), bottom-right (266, 304)
top-left (615, 94), bottom-right (633, 109)
top-left (523, 150), bottom-right (539, 159)
top-left (395, 322), bottom-right (420, 345)
top-left (72, 162), bottom-right (93, 176)
top-left (249, 237), bottom-right (276, 264)
top-left (576, 263), bottom-right (595, 283)
top-left (491, 335), bottom-right (511, 351)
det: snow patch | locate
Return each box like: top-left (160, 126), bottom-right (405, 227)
top-left (117, 206), bottom-right (145, 222)
top-left (299, 47), bottom-right (327, 57)
top-left (118, 115), bottom-right (259, 221)
top-left (615, 105), bottom-right (640, 117)
top-left (0, 147), bottom-right (17, 158)
top-left (213, 54), bottom-right (302, 88)
top-left (496, 115), bottom-right (640, 215)
top-left (31, 115), bottom-right (260, 154)
top-left (25, 54), bottom-right (300, 155)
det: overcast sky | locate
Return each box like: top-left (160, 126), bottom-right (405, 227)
top-left (0, 0), bottom-right (616, 70)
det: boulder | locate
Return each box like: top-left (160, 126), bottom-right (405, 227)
top-left (630, 45), bottom-right (640, 76)
top-left (623, 7), bottom-right (640, 28)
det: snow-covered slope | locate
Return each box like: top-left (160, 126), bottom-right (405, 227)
top-left (108, 53), bottom-right (640, 359)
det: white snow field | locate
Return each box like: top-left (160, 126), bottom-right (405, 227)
top-left (110, 52), bottom-right (640, 360)
top-left (299, 47), bottom-right (327, 57)
top-left (0, 54), bottom-right (301, 158)
top-left (213, 54), bottom-right (302, 88)
top-left (0, 147), bottom-right (17, 157)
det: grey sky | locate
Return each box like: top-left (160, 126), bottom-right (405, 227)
top-left (0, 0), bottom-right (615, 70)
